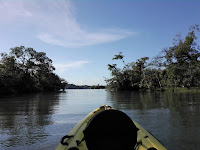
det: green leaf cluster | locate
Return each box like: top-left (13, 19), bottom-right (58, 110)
top-left (0, 46), bottom-right (67, 94)
top-left (106, 25), bottom-right (200, 91)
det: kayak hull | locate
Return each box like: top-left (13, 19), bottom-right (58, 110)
top-left (56, 106), bottom-right (167, 150)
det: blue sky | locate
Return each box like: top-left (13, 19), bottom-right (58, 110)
top-left (0, 0), bottom-right (200, 85)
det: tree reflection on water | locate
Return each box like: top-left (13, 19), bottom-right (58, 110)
top-left (0, 93), bottom-right (61, 148)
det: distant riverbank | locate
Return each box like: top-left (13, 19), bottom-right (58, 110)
top-left (66, 84), bottom-right (105, 89)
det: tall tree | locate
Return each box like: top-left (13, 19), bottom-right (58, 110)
top-left (159, 26), bottom-right (200, 88)
top-left (0, 46), bottom-right (66, 94)
top-left (106, 52), bottom-right (141, 91)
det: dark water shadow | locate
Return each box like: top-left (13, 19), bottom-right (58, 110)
top-left (0, 92), bottom-right (61, 149)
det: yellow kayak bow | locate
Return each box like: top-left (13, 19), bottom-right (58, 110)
top-left (56, 105), bottom-right (167, 150)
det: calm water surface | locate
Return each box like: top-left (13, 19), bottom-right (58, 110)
top-left (0, 89), bottom-right (200, 150)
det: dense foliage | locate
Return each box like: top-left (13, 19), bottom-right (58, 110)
top-left (0, 46), bottom-right (67, 94)
top-left (106, 25), bottom-right (200, 91)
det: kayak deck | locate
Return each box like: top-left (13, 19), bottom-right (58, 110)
top-left (56, 105), bottom-right (167, 150)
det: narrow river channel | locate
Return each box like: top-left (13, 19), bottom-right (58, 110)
top-left (0, 89), bottom-right (200, 150)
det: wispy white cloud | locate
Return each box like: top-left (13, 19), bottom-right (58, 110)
top-left (0, 0), bottom-right (134, 48)
top-left (54, 61), bottom-right (89, 73)
top-left (0, 0), bottom-right (32, 21)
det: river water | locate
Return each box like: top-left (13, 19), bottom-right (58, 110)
top-left (0, 89), bottom-right (200, 150)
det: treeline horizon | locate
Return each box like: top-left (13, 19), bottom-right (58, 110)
top-left (66, 84), bottom-right (105, 89)
top-left (0, 46), bottom-right (67, 94)
top-left (106, 24), bottom-right (200, 91)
